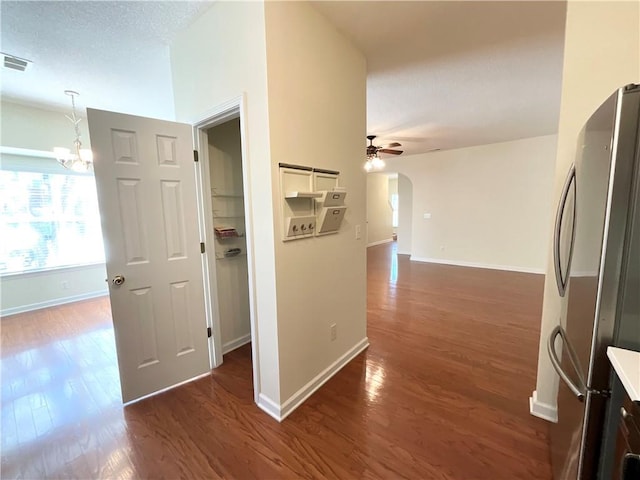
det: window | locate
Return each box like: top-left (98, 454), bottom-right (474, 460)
top-left (391, 193), bottom-right (399, 228)
top-left (0, 156), bottom-right (105, 275)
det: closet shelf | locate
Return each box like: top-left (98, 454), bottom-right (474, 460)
top-left (215, 233), bottom-right (245, 240)
top-left (216, 253), bottom-right (247, 260)
top-left (214, 226), bottom-right (245, 239)
top-left (211, 188), bottom-right (242, 197)
top-left (215, 249), bottom-right (246, 260)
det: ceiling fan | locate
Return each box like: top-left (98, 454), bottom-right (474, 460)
top-left (365, 135), bottom-right (403, 171)
top-left (366, 135), bottom-right (403, 157)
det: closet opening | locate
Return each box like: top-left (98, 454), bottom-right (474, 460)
top-left (194, 102), bottom-right (257, 402)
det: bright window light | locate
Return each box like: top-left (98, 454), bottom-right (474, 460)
top-left (391, 193), bottom-right (399, 228)
top-left (0, 168), bottom-right (105, 275)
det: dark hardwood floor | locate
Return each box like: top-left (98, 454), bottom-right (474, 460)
top-left (1, 242), bottom-right (552, 479)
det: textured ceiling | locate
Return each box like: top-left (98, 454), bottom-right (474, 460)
top-left (312, 0), bottom-right (567, 155)
top-left (1, 1), bottom-right (566, 156)
top-left (0, 1), bottom-right (213, 119)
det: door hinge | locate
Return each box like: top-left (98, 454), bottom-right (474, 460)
top-left (207, 327), bottom-right (212, 338)
top-left (193, 150), bottom-right (199, 162)
top-left (200, 242), bottom-right (205, 253)
top-left (591, 388), bottom-right (611, 398)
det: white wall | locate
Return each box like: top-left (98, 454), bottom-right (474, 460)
top-left (265, 1), bottom-right (367, 408)
top-left (397, 173), bottom-right (413, 255)
top-left (1, 100), bottom-right (92, 151)
top-left (366, 173), bottom-right (394, 246)
top-left (170, 0), bottom-right (367, 418)
top-left (389, 135), bottom-right (557, 273)
top-left (170, 0), bottom-right (281, 406)
top-left (532, 0), bottom-right (640, 416)
top-left (0, 101), bottom-right (107, 316)
top-left (1, 265), bottom-right (107, 316)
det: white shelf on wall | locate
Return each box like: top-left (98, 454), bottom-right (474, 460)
top-left (280, 166), bottom-right (317, 241)
top-left (285, 191), bottom-right (322, 199)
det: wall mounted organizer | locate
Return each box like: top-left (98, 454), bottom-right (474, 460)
top-left (279, 163), bottom-right (346, 241)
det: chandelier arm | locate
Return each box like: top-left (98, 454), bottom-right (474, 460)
top-left (53, 90), bottom-right (92, 172)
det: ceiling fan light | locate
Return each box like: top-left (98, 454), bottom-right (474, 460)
top-left (365, 135), bottom-right (400, 172)
top-left (371, 156), bottom-right (385, 170)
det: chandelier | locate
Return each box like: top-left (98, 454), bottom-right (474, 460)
top-left (53, 90), bottom-right (93, 172)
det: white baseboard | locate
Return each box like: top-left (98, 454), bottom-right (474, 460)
top-left (529, 390), bottom-right (558, 423)
top-left (280, 337), bottom-right (369, 421)
top-left (257, 337), bottom-right (370, 422)
top-left (257, 393), bottom-right (282, 422)
top-left (367, 238), bottom-right (393, 248)
top-left (222, 334), bottom-right (251, 354)
top-left (409, 256), bottom-right (545, 275)
top-left (396, 250), bottom-right (411, 256)
top-left (1, 289), bottom-right (109, 317)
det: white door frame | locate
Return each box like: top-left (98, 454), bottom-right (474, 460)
top-left (191, 94), bottom-right (261, 404)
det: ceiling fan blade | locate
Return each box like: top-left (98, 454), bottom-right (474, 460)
top-left (378, 148), bottom-right (403, 155)
top-left (378, 142), bottom-right (401, 149)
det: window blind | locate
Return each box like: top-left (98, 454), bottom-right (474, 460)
top-left (0, 156), bottom-right (105, 275)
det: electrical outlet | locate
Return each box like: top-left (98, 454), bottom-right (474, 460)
top-left (330, 323), bottom-right (337, 341)
top-left (355, 224), bottom-right (361, 240)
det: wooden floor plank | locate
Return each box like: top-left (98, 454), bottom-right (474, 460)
top-left (1, 242), bottom-right (552, 479)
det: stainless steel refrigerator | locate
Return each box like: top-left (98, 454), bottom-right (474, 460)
top-left (548, 84), bottom-right (640, 479)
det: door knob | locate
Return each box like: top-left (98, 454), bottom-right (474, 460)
top-left (112, 275), bottom-right (125, 286)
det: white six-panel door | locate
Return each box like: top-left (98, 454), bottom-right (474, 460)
top-left (87, 108), bottom-right (209, 403)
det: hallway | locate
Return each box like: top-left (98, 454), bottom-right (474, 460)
top-left (1, 242), bottom-right (551, 479)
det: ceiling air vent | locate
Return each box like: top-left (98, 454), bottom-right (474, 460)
top-left (2, 53), bottom-right (31, 72)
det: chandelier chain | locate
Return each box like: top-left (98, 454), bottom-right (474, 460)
top-left (66, 92), bottom-right (83, 148)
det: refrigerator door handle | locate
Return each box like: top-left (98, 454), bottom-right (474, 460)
top-left (622, 453), bottom-right (640, 480)
top-left (547, 325), bottom-right (586, 401)
top-left (553, 164), bottom-right (576, 297)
